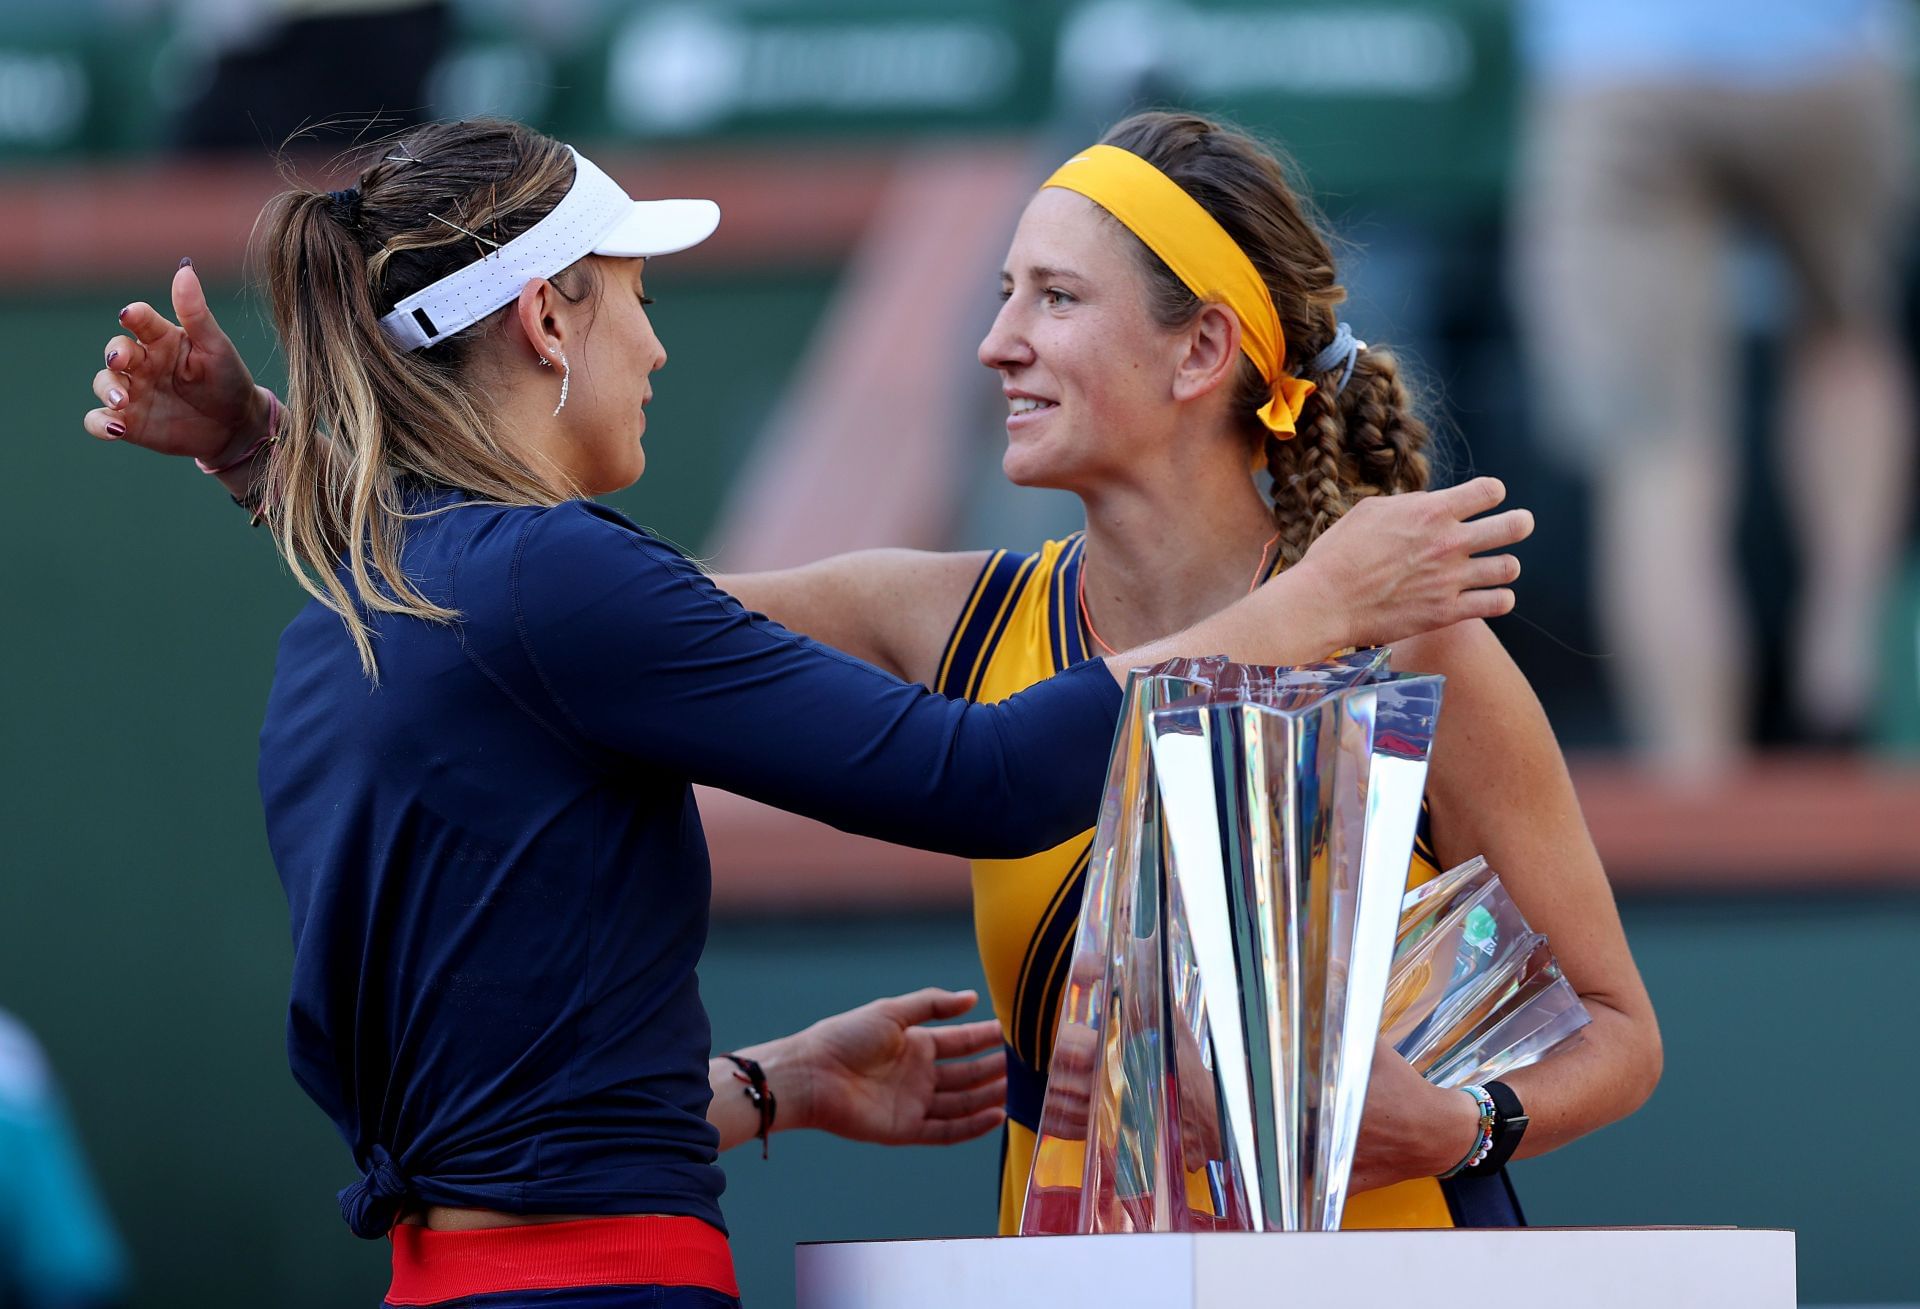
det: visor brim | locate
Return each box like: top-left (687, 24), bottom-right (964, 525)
top-left (593, 198), bottom-right (721, 258)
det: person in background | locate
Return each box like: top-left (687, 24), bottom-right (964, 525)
top-left (1512, 0), bottom-right (1916, 777)
top-left (0, 1009), bottom-right (128, 1309)
top-left (165, 0), bottom-right (452, 152)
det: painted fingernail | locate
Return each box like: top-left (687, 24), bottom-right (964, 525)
top-left (179, 256), bottom-right (193, 269)
top-left (105, 422), bottom-right (125, 438)
top-left (106, 350), bottom-right (119, 368)
top-left (108, 388), bottom-right (125, 407)
top-left (118, 306), bottom-right (132, 320)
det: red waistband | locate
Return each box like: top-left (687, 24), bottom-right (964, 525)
top-left (385, 1215), bottom-right (737, 1306)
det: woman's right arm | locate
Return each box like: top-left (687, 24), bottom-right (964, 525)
top-left (510, 503), bottom-right (1120, 860)
top-left (506, 492), bottom-right (1529, 862)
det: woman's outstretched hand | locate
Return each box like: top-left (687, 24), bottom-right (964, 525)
top-left (84, 261), bottom-right (271, 467)
top-left (1297, 477), bottom-right (1534, 649)
top-left (731, 987), bottom-right (1007, 1150)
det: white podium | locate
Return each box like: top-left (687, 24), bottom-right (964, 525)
top-left (796, 1229), bottom-right (1794, 1309)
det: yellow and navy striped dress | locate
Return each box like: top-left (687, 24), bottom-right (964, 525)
top-left (934, 534), bottom-right (1458, 1234)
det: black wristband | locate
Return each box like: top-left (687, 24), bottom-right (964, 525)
top-left (722, 1053), bottom-right (777, 1159)
top-left (1463, 1079), bottom-right (1528, 1176)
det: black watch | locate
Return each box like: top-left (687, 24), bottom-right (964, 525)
top-left (1462, 1080), bottom-right (1529, 1176)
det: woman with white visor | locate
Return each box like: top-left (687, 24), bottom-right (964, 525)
top-left (82, 118), bottom-right (1528, 1306)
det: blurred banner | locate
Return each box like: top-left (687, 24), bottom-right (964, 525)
top-left (0, 0), bottom-right (1513, 205)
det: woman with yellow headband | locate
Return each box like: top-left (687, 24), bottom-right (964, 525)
top-left (933, 111), bottom-right (1658, 1231)
top-left (82, 111), bottom-right (1653, 1238)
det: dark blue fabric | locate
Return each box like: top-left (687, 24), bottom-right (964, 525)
top-left (259, 492), bottom-right (1125, 1238)
top-left (382, 1285), bottom-right (741, 1308)
top-left (1001, 1042), bottom-right (1048, 1132)
top-left (1440, 1169), bottom-right (1527, 1227)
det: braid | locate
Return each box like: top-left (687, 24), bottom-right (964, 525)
top-left (1268, 347), bottom-right (1431, 564)
top-left (1337, 347), bottom-right (1430, 500)
top-left (1268, 391), bottom-right (1352, 567)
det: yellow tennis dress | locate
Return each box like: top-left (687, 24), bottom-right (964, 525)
top-left (933, 534), bottom-right (1455, 1234)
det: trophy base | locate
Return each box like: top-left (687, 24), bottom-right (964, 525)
top-left (797, 1228), bottom-right (1793, 1309)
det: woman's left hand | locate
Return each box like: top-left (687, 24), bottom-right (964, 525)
top-left (1348, 1037), bottom-right (1482, 1195)
top-left (86, 262), bottom-right (269, 466)
top-left (764, 988), bottom-right (1008, 1147)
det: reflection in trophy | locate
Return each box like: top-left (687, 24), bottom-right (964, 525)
top-left (1017, 656), bottom-right (1224, 1237)
top-left (1019, 654), bottom-right (1443, 1234)
top-left (1387, 856), bottom-right (1592, 1089)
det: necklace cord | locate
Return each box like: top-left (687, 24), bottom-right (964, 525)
top-left (1077, 530), bottom-right (1282, 658)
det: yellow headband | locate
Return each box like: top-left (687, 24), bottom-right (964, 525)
top-left (1041, 143), bottom-right (1315, 438)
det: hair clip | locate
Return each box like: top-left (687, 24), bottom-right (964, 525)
top-left (384, 144), bottom-right (420, 165)
top-left (427, 212), bottom-right (502, 258)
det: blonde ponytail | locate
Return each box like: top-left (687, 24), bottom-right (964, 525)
top-left (255, 119), bottom-right (583, 677)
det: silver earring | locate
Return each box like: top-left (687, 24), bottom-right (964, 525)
top-left (551, 352), bottom-right (570, 418)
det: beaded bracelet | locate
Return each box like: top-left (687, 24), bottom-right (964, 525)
top-left (1438, 1084), bottom-right (1497, 1179)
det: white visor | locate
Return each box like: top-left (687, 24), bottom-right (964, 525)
top-left (377, 146), bottom-right (720, 352)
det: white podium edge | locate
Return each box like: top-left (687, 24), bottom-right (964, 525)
top-left (795, 1227), bottom-right (1797, 1309)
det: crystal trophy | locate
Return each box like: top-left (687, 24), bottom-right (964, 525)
top-left (1017, 657), bottom-right (1222, 1237)
top-left (1019, 654), bottom-right (1442, 1233)
top-left (1387, 856), bottom-right (1593, 1088)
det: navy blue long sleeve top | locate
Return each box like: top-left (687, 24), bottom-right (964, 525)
top-left (256, 493), bottom-right (1124, 1238)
